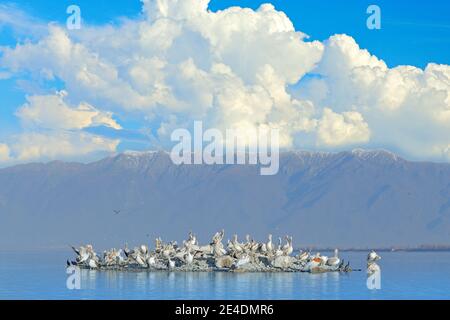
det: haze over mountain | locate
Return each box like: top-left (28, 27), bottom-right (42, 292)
top-left (0, 150), bottom-right (449, 250)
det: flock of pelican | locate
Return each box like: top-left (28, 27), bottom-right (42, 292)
top-left (68, 230), bottom-right (359, 273)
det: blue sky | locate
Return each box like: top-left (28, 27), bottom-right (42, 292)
top-left (2, 0), bottom-right (448, 67)
top-left (0, 0), bottom-right (449, 164)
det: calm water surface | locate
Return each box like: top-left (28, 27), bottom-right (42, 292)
top-left (0, 250), bottom-right (449, 300)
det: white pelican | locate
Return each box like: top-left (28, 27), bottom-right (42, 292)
top-left (212, 241), bottom-right (226, 257)
top-left (366, 251), bottom-right (381, 275)
top-left (185, 251), bottom-right (194, 265)
top-left (235, 254), bottom-right (250, 268)
top-left (326, 249), bottom-right (340, 268)
top-left (88, 258), bottom-right (98, 269)
top-left (368, 250), bottom-right (381, 262)
top-left (297, 251), bottom-right (309, 262)
top-left (227, 240), bottom-right (233, 251)
top-left (367, 261), bottom-right (380, 275)
top-left (231, 235), bottom-right (243, 253)
top-left (275, 238), bottom-right (283, 256)
top-left (135, 253), bottom-right (146, 267)
top-left (168, 258), bottom-right (176, 270)
top-left (282, 236), bottom-right (293, 256)
top-left (187, 231), bottom-right (197, 247)
top-left (140, 245), bottom-right (148, 256)
top-left (72, 246), bottom-right (89, 264)
top-left (162, 245), bottom-right (174, 258)
top-left (116, 249), bottom-right (125, 264)
top-left (266, 234), bottom-right (273, 253)
top-left (304, 253), bottom-right (322, 271)
top-left (212, 229), bottom-right (225, 243)
top-left (319, 253), bottom-right (329, 266)
top-left (250, 240), bottom-right (259, 253)
top-left (147, 255), bottom-right (156, 267)
top-left (260, 243), bottom-right (267, 253)
top-left (155, 238), bottom-right (162, 252)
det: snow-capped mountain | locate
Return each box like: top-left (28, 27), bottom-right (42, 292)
top-left (0, 150), bottom-right (449, 249)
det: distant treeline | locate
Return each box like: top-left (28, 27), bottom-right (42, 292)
top-left (295, 244), bottom-right (450, 252)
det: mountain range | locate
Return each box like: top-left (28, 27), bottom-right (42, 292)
top-left (0, 150), bottom-right (449, 250)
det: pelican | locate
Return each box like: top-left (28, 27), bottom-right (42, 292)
top-left (282, 236), bottom-right (293, 256)
top-left (231, 235), bottom-right (243, 253)
top-left (344, 261), bottom-right (352, 272)
top-left (304, 253), bottom-right (322, 271)
top-left (274, 238), bottom-right (283, 257)
top-left (266, 234), bottom-right (273, 253)
top-left (155, 238), bottom-right (162, 252)
top-left (212, 239), bottom-right (226, 257)
top-left (116, 249), bottom-right (125, 264)
top-left (367, 250), bottom-right (381, 262)
top-left (124, 243), bottom-right (130, 257)
top-left (260, 243), bottom-right (267, 254)
top-left (185, 250), bottom-right (194, 265)
top-left (140, 245), bottom-right (148, 256)
top-left (367, 261), bottom-right (380, 275)
top-left (367, 251), bottom-right (381, 275)
top-left (72, 246), bottom-right (89, 264)
top-left (134, 252), bottom-right (146, 267)
top-left (250, 240), bottom-right (259, 253)
top-left (147, 255), bottom-right (156, 266)
top-left (297, 251), bottom-right (309, 262)
top-left (212, 229), bottom-right (225, 244)
top-left (87, 258), bottom-right (98, 269)
top-left (168, 258), bottom-right (176, 270)
top-left (187, 231), bottom-right (197, 247)
top-left (319, 253), bottom-right (329, 266)
top-left (235, 254), bottom-right (250, 268)
top-left (326, 249), bottom-right (340, 268)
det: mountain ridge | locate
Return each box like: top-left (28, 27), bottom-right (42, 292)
top-left (0, 149), bottom-right (449, 250)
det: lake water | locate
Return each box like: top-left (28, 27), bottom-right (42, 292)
top-left (0, 250), bottom-right (449, 300)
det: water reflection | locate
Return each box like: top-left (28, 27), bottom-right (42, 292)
top-left (81, 269), bottom-right (97, 290)
top-left (77, 270), bottom-right (340, 299)
top-left (3, 251), bottom-right (450, 299)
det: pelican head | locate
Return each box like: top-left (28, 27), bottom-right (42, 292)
top-left (368, 250), bottom-right (381, 262)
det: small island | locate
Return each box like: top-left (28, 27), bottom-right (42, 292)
top-left (67, 230), bottom-right (355, 273)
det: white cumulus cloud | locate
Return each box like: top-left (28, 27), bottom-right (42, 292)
top-left (317, 108), bottom-right (370, 147)
top-left (16, 92), bottom-right (122, 130)
top-left (11, 132), bottom-right (119, 162)
top-left (0, 0), bottom-right (449, 163)
top-left (0, 144), bottom-right (10, 162)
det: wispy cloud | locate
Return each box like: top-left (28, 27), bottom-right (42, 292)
top-left (0, 3), bottom-right (48, 37)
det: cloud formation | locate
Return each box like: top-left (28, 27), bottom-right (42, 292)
top-left (317, 108), bottom-right (370, 147)
top-left (10, 132), bottom-right (118, 162)
top-left (0, 144), bottom-right (10, 162)
top-left (17, 92), bottom-right (122, 131)
top-left (0, 0), bottom-right (449, 164)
